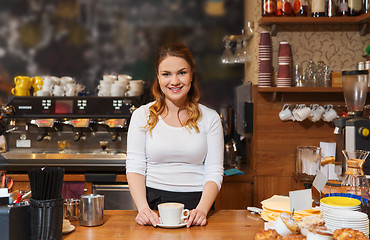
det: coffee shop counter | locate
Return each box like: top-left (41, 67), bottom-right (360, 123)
top-left (63, 210), bottom-right (264, 240)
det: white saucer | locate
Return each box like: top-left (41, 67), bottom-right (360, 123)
top-left (62, 224), bottom-right (75, 234)
top-left (157, 222), bottom-right (187, 229)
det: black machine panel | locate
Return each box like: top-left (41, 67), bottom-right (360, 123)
top-left (2, 96), bottom-right (140, 118)
top-left (353, 119), bottom-right (370, 174)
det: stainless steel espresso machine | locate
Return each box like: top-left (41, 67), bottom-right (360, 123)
top-left (334, 70), bottom-right (370, 175)
top-left (0, 96), bottom-right (140, 173)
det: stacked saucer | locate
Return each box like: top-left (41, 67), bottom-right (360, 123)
top-left (258, 31), bottom-right (272, 87)
top-left (320, 196), bottom-right (361, 214)
top-left (322, 209), bottom-right (369, 237)
top-left (276, 42), bottom-right (292, 87)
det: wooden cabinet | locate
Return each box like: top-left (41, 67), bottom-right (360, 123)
top-left (214, 173), bottom-right (253, 209)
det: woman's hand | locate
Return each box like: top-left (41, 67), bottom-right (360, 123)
top-left (185, 208), bottom-right (207, 228)
top-left (135, 207), bottom-right (160, 227)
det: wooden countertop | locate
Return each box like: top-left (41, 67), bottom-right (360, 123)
top-left (63, 210), bottom-right (264, 240)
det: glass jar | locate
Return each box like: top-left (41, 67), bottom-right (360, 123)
top-left (312, 0), bottom-right (326, 16)
top-left (337, 0), bottom-right (349, 16)
top-left (293, 0), bottom-right (308, 16)
top-left (281, 0), bottom-right (294, 16)
top-left (262, 0), bottom-right (278, 16)
top-left (348, 0), bottom-right (362, 16)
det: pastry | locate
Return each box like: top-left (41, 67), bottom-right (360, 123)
top-left (299, 215), bottom-right (325, 236)
top-left (275, 212), bottom-right (300, 237)
top-left (307, 226), bottom-right (333, 240)
top-left (333, 228), bottom-right (369, 240)
top-left (284, 234), bottom-right (307, 239)
top-left (254, 229), bottom-right (283, 240)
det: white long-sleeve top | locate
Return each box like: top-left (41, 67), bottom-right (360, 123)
top-left (126, 102), bottom-right (224, 192)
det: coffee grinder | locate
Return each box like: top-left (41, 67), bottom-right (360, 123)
top-left (333, 70), bottom-right (370, 175)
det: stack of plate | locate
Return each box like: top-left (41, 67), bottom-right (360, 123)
top-left (320, 197), bottom-right (368, 237)
top-left (320, 196), bottom-right (361, 214)
top-left (322, 209), bottom-right (369, 237)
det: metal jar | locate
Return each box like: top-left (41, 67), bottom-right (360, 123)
top-left (79, 194), bottom-right (104, 226)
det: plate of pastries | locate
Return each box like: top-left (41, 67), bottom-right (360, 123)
top-left (254, 212), bottom-right (369, 240)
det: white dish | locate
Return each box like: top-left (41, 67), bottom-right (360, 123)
top-left (157, 222), bottom-right (187, 229)
top-left (62, 224), bottom-right (75, 234)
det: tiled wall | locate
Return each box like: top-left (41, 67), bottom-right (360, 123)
top-left (244, 0), bottom-right (370, 85)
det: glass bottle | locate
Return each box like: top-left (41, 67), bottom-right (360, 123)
top-left (281, 0), bottom-right (294, 16)
top-left (327, 0), bottom-right (336, 16)
top-left (337, 0), bottom-right (349, 16)
top-left (293, 0), bottom-right (308, 16)
top-left (364, 0), bottom-right (370, 13)
top-left (348, 0), bottom-right (362, 16)
top-left (312, 0), bottom-right (326, 16)
top-left (262, 0), bottom-right (278, 16)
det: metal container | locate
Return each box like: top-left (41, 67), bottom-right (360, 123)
top-left (79, 194), bottom-right (104, 226)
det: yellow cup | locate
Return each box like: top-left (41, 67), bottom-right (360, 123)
top-left (32, 76), bottom-right (44, 92)
top-left (11, 86), bottom-right (30, 96)
top-left (14, 76), bottom-right (33, 88)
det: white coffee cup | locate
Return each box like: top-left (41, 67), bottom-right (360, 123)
top-left (43, 77), bottom-right (57, 87)
top-left (35, 90), bottom-right (51, 96)
top-left (292, 104), bottom-right (305, 121)
top-left (125, 90), bottom-right (142, 97)
top-left (98, 90), bottom-right (110, 97)
top-left (110, 83), bottom-right (126, 96)
top-left (118, 74), bottom-right (132, 81)
top-left (296, 105), bottom-right (311, 121)
top-left (309, 104), bottom-right (325, 122)
top-left (128, 80), bottom-right (144, 92)
top-left (103, 75), bottom-right (116, 82)
top-left (322, 105), bottom-right (338, 122)
top-left (158, 202), bottom-right (189, 225)
top-left (53, 85), bottom-right (65, 96)
top-left (60, 76), bottom-right (75, 87)
top-left (279, 104), bottom-right (294, 121)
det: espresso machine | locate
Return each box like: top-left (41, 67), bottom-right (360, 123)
top-left (333, 70), bottom-right (370, 175)
top-left (0, 96), bottom-right (140, 173)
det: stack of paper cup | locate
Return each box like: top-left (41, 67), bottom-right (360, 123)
top-left (276, 42), bottom-right (292, 87)
top-left (126, 80), bottom-right (144, 97)
top-left (258, 31), bottom-right (272, 87)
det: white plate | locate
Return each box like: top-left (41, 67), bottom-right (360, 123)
top-left (157, 223), bottom-right (187, 229)
top-left (62, 224), bottom-right (75, 234)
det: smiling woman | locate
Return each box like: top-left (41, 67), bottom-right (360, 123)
top-left (126, 43), bottom-right (224, 228)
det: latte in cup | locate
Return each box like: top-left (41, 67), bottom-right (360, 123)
top-left (158, 202), bottom-right (189, 225)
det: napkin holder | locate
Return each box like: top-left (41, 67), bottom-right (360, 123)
top-left (0, 204), bottom-right (31, 240)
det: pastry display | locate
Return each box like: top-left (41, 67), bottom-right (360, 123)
top-left (254, 229), bottom-right (283, 240)
top-left (333, 228), bottom-right (369, 240)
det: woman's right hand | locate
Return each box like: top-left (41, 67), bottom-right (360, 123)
top-left (135, 207), bottom-right (160, 227)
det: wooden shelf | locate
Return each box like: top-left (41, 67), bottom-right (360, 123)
top-left (257, 87), bottom-right (345, 92)
top-left (259, 13), bottom-right (370, 25)
top-left (258, 12), bottom-right (370, 36)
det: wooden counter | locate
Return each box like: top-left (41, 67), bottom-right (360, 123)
top-left (63, 210), bottom-right (264, 240)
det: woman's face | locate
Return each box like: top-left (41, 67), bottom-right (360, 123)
top-left (157, 55), bottom-right (192, 105)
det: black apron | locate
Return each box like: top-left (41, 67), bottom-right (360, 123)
top-left (146, 187), bottom-right (202, 210)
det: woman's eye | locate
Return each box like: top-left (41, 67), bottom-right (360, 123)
top-left (162, 73), bottom-right (170, 77)
top-left (179, 71), bottom-right (187, 75)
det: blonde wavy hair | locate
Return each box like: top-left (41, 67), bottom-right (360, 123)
top-left (145, 43), bottom-right (201, 134)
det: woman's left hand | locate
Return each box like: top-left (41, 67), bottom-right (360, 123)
top-left (185, 208), bottom-right (207, 228)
